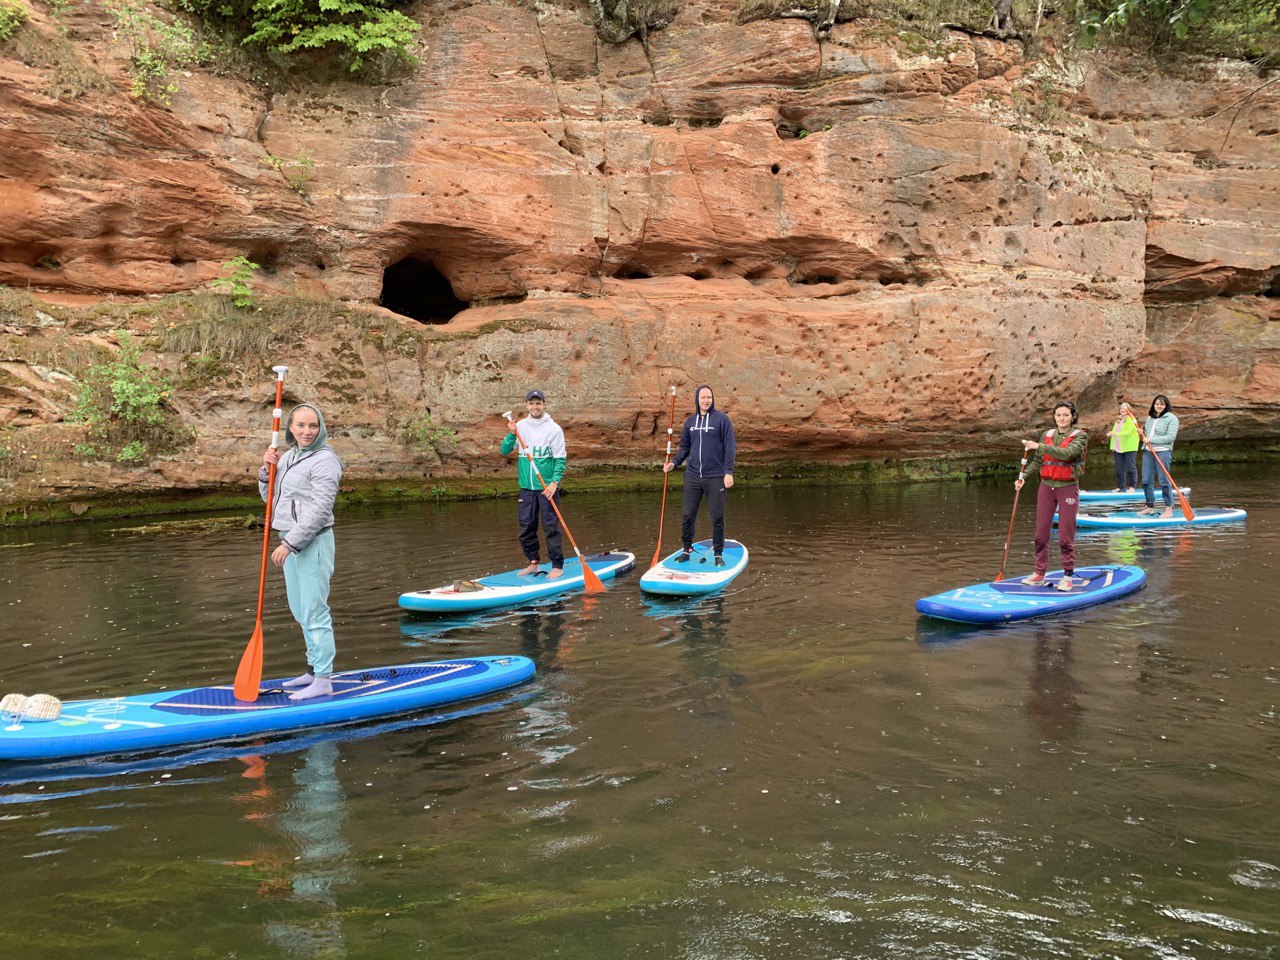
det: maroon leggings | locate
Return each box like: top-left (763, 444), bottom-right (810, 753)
top-left (1035, 483), bottom-right (1079, 575)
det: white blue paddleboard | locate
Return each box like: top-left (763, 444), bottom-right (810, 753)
top-left (0, 656), bottom-right (535, 762)
top-left (1076, 507), bottom-right (1246, 529)
top-left (399, 551), bottom-right (634, 614)
top-left (915, 564), bottom-right (1146, 625)
top-left (639, 539), bottom-right (749, 596)
top-left (1080, 487), bottom-right (1190, 503)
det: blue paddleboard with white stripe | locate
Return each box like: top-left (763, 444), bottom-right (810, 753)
top-left (1079, 487), bottom-right (1190, 503)
top-left (1076, 507), bottom-right (1246, 528)
top-left (640, 539), bottom-right (748, 596)
top-left (398, 552), bottom-right (634, 613)
top-left (0, 656), bottom-right (535, 761)
top-left (915, 564), bottom-right (1147, 624)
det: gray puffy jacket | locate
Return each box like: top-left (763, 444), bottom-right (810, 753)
top-left (258, 446), bottom-right (343, 552)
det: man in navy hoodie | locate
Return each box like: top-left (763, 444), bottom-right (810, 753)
top-left (663, 384), bottom-right (736, 565)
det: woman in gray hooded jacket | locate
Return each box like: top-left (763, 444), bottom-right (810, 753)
top-left (258, 403), bottom-right (344, 700)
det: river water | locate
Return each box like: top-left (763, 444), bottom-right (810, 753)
top-left (1, 465), bottom-right (1277, 959)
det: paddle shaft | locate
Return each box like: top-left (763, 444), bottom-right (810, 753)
top-left (234, 366), bottom-right (288, 701)
top-left (504, 412), bottom-right (606, 593)
top-left (649, 385), bottom-right (678, 570)
top-left (996, 451), bottom-right (1029, 581)
top-left (1130, 415), bottom-right (1194, 520)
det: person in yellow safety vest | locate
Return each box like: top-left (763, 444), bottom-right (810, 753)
top-left (1015, 401), bottom-right (1089, 591)
top-left (1106, 401), bottom-right (1140, 492)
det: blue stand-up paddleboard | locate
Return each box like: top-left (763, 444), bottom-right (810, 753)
top-left (915, 564), bottom-right (1147, 624)
top-left (0, 656), bottom-right (535, 761)
top-left (1076, 507), bottom-right (1246, 529)
top-left (640, 539), bottom-right (749, 596)
top-left (1079, 487), bottom-right (1190, 503)
top-left (399, 552), bottom-right (634, 614)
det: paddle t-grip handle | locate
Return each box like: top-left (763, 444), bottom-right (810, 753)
top-left (269, 365), bottom-right (289, 450)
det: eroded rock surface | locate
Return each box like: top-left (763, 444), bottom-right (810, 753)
top-left (1, 0), bottom-right (1277, 503)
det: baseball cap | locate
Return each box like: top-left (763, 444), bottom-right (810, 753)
top-left (526, 389), bottom-right (545, 401)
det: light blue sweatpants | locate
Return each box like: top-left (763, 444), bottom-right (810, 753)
top-left (283, 528), bottom-right (336, 677)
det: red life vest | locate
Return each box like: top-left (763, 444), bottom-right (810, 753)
top-left (1041, 428), bottom-right (1085, 482)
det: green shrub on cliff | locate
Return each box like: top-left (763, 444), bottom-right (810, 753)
top-left (0, 0), bottom-right (28, 42)
top-left (210, 256), bottom-right (260, 308)
top-left (71, 333), bottom-right (187, 464)
top-left (1079, 0), bottom-right (1279, 64)
top-left (177, 0), bottom-right (419, 75)
top-left (401, 412), bottom-right (457, 459)
top-left (106, 0), bottom-right (209, 104)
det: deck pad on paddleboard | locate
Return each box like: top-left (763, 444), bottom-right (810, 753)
top-left (915, 564), bottom-right (1147, 624)
top-left (1075, 508), bottom-right (1246, 528)
top-left (398, 552), bottom-right (634, 613)
top-left (1080, 487), bottom-right (1189, 503)
top-left (0, 656), bottom-right (534, 761)
top-left (640, 539), bottom-right (748, 596)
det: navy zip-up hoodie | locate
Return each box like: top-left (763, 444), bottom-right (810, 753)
top-left (672, 385), bottom-right (735, 478)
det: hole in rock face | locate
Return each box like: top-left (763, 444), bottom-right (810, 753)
top-left (380, 256), bottom-right (468, 324)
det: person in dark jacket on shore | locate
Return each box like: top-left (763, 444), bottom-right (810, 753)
top-left (663, 384), bottom-right (736, 566)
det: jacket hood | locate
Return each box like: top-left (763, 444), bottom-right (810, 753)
top-left (285, 403), bottom-right (329, 452)
top-left (692, 384), bottom-right (716, 414)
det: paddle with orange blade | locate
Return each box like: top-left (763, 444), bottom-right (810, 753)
top-left (649, 385), bottom-right (678, 570)
top-left (234, 365), bottom-right (288, 702)
top-left (504, 411), bottom-right (606, 594)
top-left (1132, 416), bottom-right (1194, 521)
top-left (996, 449), bottom-right (1029, 582)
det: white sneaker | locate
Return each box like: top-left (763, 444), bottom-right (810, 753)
top-left (1056, 575), bottom-right (1074, 592)
top-left (1021, 574), bottom-right (1046, 585)
top-left (288, 676), bottom-right (333, 701)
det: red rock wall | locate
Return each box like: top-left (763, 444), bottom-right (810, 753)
top-left (1, 0), bottom-right (1277, 497)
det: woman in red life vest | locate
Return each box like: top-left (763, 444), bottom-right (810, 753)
top-left (1014, 401), bottom-right (1089, 591)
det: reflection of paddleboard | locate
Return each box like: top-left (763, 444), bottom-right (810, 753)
top-left (1076, 508), bottom-right (1246, 528)
top-left (398, 552), bottom-right (634, 613)
top-left (915, 564), bottom-right (1146, 624)
top-left (639, 539), bottom-right (748, 596)
top-left (1080, 487), bottom-right (1189, 503)
top-left (0, 656), bottom-right (535, 761)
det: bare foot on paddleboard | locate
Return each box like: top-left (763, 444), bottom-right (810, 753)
top-left (519, 562), bottom-right (541, 576)
top-left (1160, 508), bottom-right (1173, 519)
top-left (547, 567), bottom-right (564, 580)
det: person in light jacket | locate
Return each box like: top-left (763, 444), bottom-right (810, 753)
top-left (1138, 394), bottom-right (1179, 518)
top-left (259, 403), bottom-right (343, 700)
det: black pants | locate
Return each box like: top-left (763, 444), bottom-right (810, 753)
top-left (681, 474), bottom-right (727, 554)
top-left (518, 488), bottom-right (563, 567)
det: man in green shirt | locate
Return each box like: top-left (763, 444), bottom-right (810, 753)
top-left (500, 390), bottom-right (568, 579)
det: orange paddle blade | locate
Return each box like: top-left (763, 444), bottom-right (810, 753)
top-left (233, 623), bottom-right (264, 702)
top-left (582, 560), bottom-right (607, 594)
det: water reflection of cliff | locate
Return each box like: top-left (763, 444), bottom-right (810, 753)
top-left (239, 743), bottom-right (353, 958)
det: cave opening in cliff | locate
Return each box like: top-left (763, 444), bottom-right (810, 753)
top-left (380, 256), bottom-right (468, 324)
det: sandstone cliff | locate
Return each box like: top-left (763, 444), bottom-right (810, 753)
top-left (1, 0), bottom-right (1277, 509)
